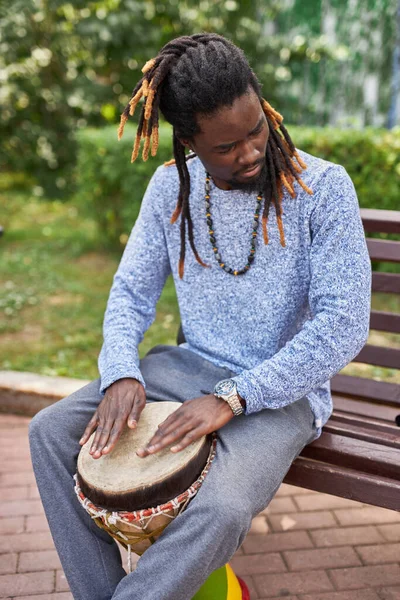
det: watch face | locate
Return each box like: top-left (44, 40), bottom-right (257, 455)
top-left (215, 379), bottom-right (235, 395)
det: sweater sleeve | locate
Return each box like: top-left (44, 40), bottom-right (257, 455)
top-left (98, 166), bottom-right (171, 396)
top-left (232, 165), bottom-right (372, 415)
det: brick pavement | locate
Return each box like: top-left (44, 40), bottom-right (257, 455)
top-left (1, 414), bottom-right (400, 600)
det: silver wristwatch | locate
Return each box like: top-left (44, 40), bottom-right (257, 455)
top-left (214, 379), bottom-right (244, 416)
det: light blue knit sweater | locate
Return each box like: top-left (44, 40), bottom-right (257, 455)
top-left (98, 149), bottom-right (372, 437)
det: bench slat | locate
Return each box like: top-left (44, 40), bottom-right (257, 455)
top-left (333, 394), bottom-right (399, 425)
top-left (332, 409), bottom-right (400, 434)
top-left (353, 344), bottom-right (400, 369)
top-left (331, 374), bottom-right (400, 406)
top-left (372, 272), bottom-right (400, 294)
top-left (361, 208), bottom-right (400, 234)
top-left (324, 418), bottom-right (400, 449)
top-left (366, 238), bottom-right (400, 263)
top-left (302, 433), bottom-right (400, 480)
top-left (370, 310), bottom-right (400, 333)
top-left (285, 458), bottom-right (400, 511)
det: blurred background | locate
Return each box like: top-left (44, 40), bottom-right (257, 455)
top-left (1, 0), bottom-right (399, 383)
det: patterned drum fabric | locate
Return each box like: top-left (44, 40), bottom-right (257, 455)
top-left (193, 564), bottom-right (250, 599)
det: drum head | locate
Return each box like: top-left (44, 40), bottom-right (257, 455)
top-left (77, 402), bottom-right (211, 511)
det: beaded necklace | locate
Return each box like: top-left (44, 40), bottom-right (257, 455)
top-left (205, 172), bottom-right (262, 276)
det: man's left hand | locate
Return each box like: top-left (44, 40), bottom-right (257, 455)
top-left (136, 394), bottom-right (234, 457)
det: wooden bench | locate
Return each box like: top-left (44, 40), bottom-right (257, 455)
top-left (177, 208), bottom-right (400, 511)
top-left (286, 208), bottom-right (400, 511)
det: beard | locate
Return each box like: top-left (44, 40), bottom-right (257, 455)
top-left (226, 160), bottom-right (269, 193)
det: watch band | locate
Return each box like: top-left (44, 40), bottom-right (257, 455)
top-left (213, 379), bottom-right (244, 416)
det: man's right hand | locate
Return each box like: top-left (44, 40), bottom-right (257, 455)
top-left (79, 378), bottom-right (146, 459)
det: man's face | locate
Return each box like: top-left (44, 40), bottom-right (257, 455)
top-left (180, 86), bottom-right (269, 192)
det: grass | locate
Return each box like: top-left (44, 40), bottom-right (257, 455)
top-left (1, 185), bottom-right (399, 384)
top-left (0, 191), bottom-right (180, 380)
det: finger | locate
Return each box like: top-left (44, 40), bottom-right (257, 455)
top-left (170, 428), bottom-right (203, 453)
top-left (102, 417), bottom-right (125, 454)
top-left (127, 394), bottom-right (146, 428)
top-left (90, 422), bottom-right (113, 458)
top-left (136, 421), bottom-right (193, 457)
top-left (79, 413), bottom-right (99, 446)
top-left (154, 411), bottom-right (187, 438)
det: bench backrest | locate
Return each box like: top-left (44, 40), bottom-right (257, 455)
top-left (330, 209), bottom-right (400, 428)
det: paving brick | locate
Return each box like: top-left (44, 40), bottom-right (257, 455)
top-left (0, 460), bottom-right (33, 473)
top-left (231, 553), bottom-right (286, 575)
top-left (0, 571), bottom-right (54, 598)
top-left (0, 446), bottom-right (31, 459)
top-left (309, 525), bottom-right (384, 547)
top-left (378, 586), bottom-right (400, 599)
top-left (28, 485), bottom-right (40, 499)
top-left (0, 517), bottom-right (24, 535)
top-left (356, 543), bottom-right (400, 565)
top-left (0, 499), bottom-right (44, 518)
top-left (0, 553), bottom-right (17, 575)
top-left (11, 595), bottom-right (73, 600)
top-left (0, 471), bottom-right (37, 486)
top-left (0, 415), bottom-right (31, 426)
top-left (260, 596), bottom-right (298, 600)
top-left (238, 575), bottom-right (258, 599)
top-left (275, 483), bottom-right (318, 497)
top-left (25, 515), bottom-right (49, 532)
top-left (300, 590), bottom-right (380, 600)
top-left (334, 507), bottom-right (400, 527)
top-left (254, 569), bottom-right (333, 597)
top-left (0, 532), bottom-right (54, 553)
top-left (268, 511), bottom-right (337, 532)
top-left (0, 486), bottom-right (30, 501)
top-left (262, 496), bottom-right (297, 514)
top-left (19, 549), bottom-right (62, 572)
top-left (55, 570), bottom-right (70, 592)
top-left (243, 531), bottom-right (313, 554)
top-left (378, 524), bottom-right (400, 542)
top-left (249, 516), bottom-right (269, 534)
top-left (0, 429), bottom-right (29, 439)
top-left (284, 546), bottom-right (361, 571)
top-left (293, 493), bottom-right (364, 512)
top-left (328, 564), bottom-right (400, 590)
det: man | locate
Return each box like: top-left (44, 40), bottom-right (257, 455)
top-left (29, 33), bottom-right (371, 600)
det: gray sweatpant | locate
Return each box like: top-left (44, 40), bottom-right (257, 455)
top-left (29, 345), bottom-right (318, 600)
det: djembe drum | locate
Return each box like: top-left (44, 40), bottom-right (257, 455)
top-left (74, 401), bottom-right (249, 599)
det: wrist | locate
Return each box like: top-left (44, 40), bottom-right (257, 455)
top-left (213, 379), bottom-right (245, 416)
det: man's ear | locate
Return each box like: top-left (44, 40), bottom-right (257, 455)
top-left (178, 137), bottom-right (194, 152)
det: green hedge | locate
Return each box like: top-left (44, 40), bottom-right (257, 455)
top-left (74, 123), bottom-right (174, 249)
top-left (74, 124), bottom-right (400, 249)
top-left (290, 126), bottom-right (400, 212)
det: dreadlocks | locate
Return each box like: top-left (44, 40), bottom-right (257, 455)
top-left (117, 33), bottom-right (313, 279)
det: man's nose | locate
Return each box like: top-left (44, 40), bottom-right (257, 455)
top-left (237, 140), bottom-right (260, 169)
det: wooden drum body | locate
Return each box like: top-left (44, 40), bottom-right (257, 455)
top-left (75, 402), bottom-right (215, 556)
top-left (74, 401), bottom-right (250, 598)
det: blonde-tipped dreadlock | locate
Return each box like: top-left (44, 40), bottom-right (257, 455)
top-left (118, 56), bottom-right (162, 161)
top-left (117, 33), bottom-right (313, 278)
top-left (260, 99), bottom-right (313, 248)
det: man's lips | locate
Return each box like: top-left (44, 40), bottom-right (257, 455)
top-left (239, 163), bottom-right (262, 178)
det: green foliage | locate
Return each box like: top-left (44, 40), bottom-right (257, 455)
top-left (74, 122), bottom-right (173, 248)
top-left (290, 126), bottom-right (400, 210)
top-left (0, 0), bottom-right (345, 197)
top-left (74, 123), bottom-right (400, 250)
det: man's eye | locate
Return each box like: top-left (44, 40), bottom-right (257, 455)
top-left (252, 126), bottom-right (263, 136)
top-left (218, 145), bottom-right (234, 154)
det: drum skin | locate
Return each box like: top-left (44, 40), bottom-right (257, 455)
top-left (77, 402), bottom-right (211, 511)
